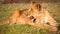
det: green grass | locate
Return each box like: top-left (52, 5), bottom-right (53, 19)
top-left (0, 2), bottom-right (60, 34)
top-left (0, 24), bottom-right (55, 34)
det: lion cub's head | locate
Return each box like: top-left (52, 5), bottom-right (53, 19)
top-left (30, 1), bottom-right (41, 11)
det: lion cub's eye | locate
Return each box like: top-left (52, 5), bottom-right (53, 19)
top-left (30, 16), bottom-right (36, 23)
top-left (30, 16), bottom-right (34, 19)
top-left (33, 19), bottom-right (36, 23)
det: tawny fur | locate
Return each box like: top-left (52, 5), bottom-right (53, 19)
top-left (9, 10), bottom-right (20, 25)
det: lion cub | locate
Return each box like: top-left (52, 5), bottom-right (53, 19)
top-left (28, 1), bottom-right (58, 27)
top-left (9, 1), bottom-right (58, 31)
top-left (27, 1), bottom-right (58, 31)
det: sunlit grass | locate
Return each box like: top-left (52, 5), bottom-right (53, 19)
top-left (0, 24), bottom-right (55, 34)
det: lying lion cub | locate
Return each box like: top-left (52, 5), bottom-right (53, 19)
top-left (9, 1), bottom-right (58, 32)
top-left (28, 1), bottom-right (58, 27)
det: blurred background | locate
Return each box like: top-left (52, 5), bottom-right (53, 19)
top-left (0, 0), bottom-right (60, 4)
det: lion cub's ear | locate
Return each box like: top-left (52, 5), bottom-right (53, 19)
top-left (30, 1), bottom-right (41, 11)
top-left (31, 1), bottom-right (36, 4)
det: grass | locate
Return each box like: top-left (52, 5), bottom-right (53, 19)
top-left (0, 2), bottom-right (60, 34)
top-left (0, 24), bottom-right (55, 34)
